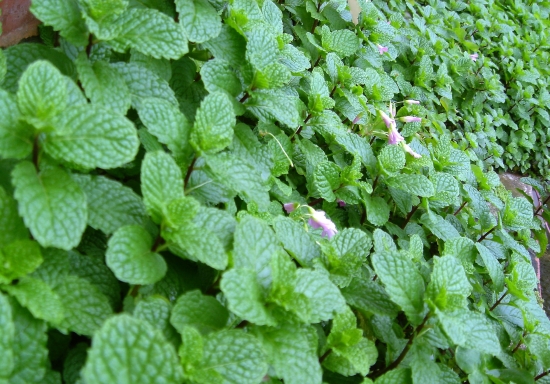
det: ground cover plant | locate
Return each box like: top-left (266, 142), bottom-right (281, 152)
top-left (0, 0), bottom-right (549, 383)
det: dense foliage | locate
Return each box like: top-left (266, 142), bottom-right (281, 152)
top-left (0, 0), bottom-right (549, 383)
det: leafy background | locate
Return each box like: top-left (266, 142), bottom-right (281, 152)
top-left (0, 0), bottom-right (549, 383)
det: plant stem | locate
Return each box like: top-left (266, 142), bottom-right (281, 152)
top-left (490, 290), bottom-right (508, 311)
top-left (291, 113), bottom-right (312, 141)
top-left (477, 226), bottom-right (496, 242)
top-left (151, 234), bottom-right (165, 252)
top-left (319, 349), bottom-right (332, 363)
top-left (535, 194), bottom-right (550, 216)
top-left (371, 175), bottom-right (379, 191)
top-left (454, 201), bottom-right (468, 216)
top-left (32, 135), bottom-right (40, 170)
top-left (369, 313), bottom-right (431, 380)
top-left (535, 370), bottom-right (550, 381)
top-left (184, 156), bottom-right (197, 189)
top-left (401, 205), bottom-right (419, 229)
top-left (239, 92), bottom-right (250, 103)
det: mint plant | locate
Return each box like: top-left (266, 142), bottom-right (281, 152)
top-left (0, 0), bottom-right (549, 383)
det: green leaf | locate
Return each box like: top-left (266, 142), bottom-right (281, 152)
top-left (30, 0), bottom-right (89, 46)
top-left (201, 59), bottom-right (242, 96)
top-left (12, 162), bottom-right (87, 250)
top-left (72, 174), bottom-right (147, 235)
top-left (475, 243), bottom-right (505, 292)
top-left (364, 195), bottom-right (390, 227)
top-left (502, 197), bottom-right (533, 230)
top-left (246, 27), bottom-right (279, 71)
top-left (372, 250), bottom-right (425, 324)
top-left (30, 248), bottom-right (70, 289)
top-left (255, 324), bottom-right (322, 384)
top-left (170, 290), bottom-right (229, 335)
top-left (0, 186), bottom-right (28, 247)
top-left (437, 308), bottom-right (501, 355)
top-left (3, 276), bottom-right (64, 325)
top-left (54, 276), bottom-right (113, 336)
top-left (0, 240), bottom-right (42, 284)
top-left (17, 60), bottom-right (67, 128)
top-left (111, 62), bottom-right (178, 108)
top-left (378, 144), bottom-right (406, 174)
top-left (9, 299), bottom-right (48, 383)
top-left (82, 314), bottom-right (183, 384)
top-left (321, 27), bottom-right (360, 57)
top-left (221, 268), bottom-right (277, 326)
top-left (246, 89), bottom-right (301, 129)
top-left (430, 172), bottom-right (459, 207)
top-left (341, 277), bottom-right (400, 317)
top-left (313, 161), bottom-right (340, 201)
top-left (141, 151), bottom-right (184, 223)
top-left (176, 0), bottom-right (222, 43)
top-left (106, 225), bottom-right (167, 285)
top-left (202, 25), bottom-right (247, 67)
top-left (373, 229), bottom-right (397, 253)
top-left (385, 174), bottom-right (435, 197)
top-left (134, 296), bottom-right (180, 347)
top-left (193, 206), bottom-right (237, 250)
top-left (418, 213), bottom-right (460, 241)
top-left (427, 256), bottom-right (471, 311)
top-left (42, 104), bottom-right (139, 169)
top-left (233, 124), bottom-right (273, 181)
top-left (295, 269), bottom-right (346, 323)
top-left (75, 54), bottom-right (131, 115)
top-left (0, 88), bottom-right (34, 159)
top-left (0, 293), bottom-right (14, 379)
top-left (206, 153), bottom-right (271, 211)
top-left (81, 0), bottom-right (128, 20)
top-left (108, 8), bottom-right (189, 59)
top-left (273, 216), bottom-right (321, 267)
top-left (62, 343), bottom-right (88, 384)
top-left (192, 330), bottom-right (268, 384)
top-left (191, 92), bottom-right (236, 154)
top-left (525, 334), bottom-right (550, 369)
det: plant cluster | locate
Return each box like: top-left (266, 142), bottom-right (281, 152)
top-left (0, 0), bottom-right (548, 383)
top-left (373, 0), bottom-right (550, 178)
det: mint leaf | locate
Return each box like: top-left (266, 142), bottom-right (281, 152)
top-left (108, 8), bottom-right (189, 59)
top-left (194, 330), bottom-right (268, 384)
top-left (75, 54), bottom-right (131, 115)
top-left (201, 59), bottom-right (242, 96)
top-left (0, 88), bottom-right (33, 159)
top-left (0, 293), bottom-right (14, 379)
top-left (191, 92), bottom-right (236, 154)
top-left (12, 162), bottom-right (87, 250)
top-left (17, 60), bottom-right (67, 128)
top-left (372, 250), bottom-right (426, 324)
top-left (475, 243), bottom-right (504, 292)
top-left (82, 314), bottom-right (183, 384)
top-left (437, 309), bottom-right (501, 356)
top-left (141, 151), bottom-right (184, 223)
top-left (379, 145), bottom-right (405, 174)
top-left (106, 225), bottom-right (167, 285)
top-left (170, 290), bottom-right (229, 335)
top-left (30, 0), bottom-right (89, 46)
top-left (427, 256), bottom-right (471, 311)
top-left (341, 277), bottom-right (400, 317)
top-left (273, 216), bottom-right (322, 267)
top-left (233, 124), bottom-right (274, 181)
top-left (246, 89), bottom-right (301, 129)
top-left (295, 269), bottom-right (346, 322)
top-left (134, 296), bottom-right (180, 347)
top-left (30, 248), bottom-right (70, 289)
top-left (246, 27), bottom-right (279, 71)
top-left (221, 268), bottom-right (277, 326)
top-left (193, 206), bottom-right (237, 250)
top-left (0, 186), bottom-right (28, 247)
top-left (0, 239), bottom-right (42, 284)
top-left (137, 97), bottom-right (191, 160)
top-left (202, 24), bottom-right (246, 67)
top-left (255, 324), bottom-right (322, 384)
top-left (43, 104), bottom-right (139, 169)
top-left (73, 174), bottom-right (147, 235)
top-left (3, 276), bottom-right (64, 325)
top-left (176, 0), bottom-right (222, 43)
top-left (313, 161), bottom-right (340, 201)
top-left (386, 174), bottom-right (435, 197)
top-left (364, 195), bottom-right (390, 226)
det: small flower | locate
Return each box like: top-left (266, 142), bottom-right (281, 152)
top-left (470, 53), bottom-right (478, 62)
top-left (377, 44), bottom-right (389, 55)
top-left (403, 143), bottom-right (422, 158)
top-left (308, 209), bottom-right (338, 238)
top-left (283, 203), bottom-right (296, 213)
top-left (399, 116), bottom-right (422, 123)
top-left (352, 114), bottom-right (362, 124)
top-left (388, 125), bottom-right (405, 145)
top-left (337, 199), bottom-right (346, 207)
top-left (405, 99), bottom-right (420, 105)
top-left (378, 110), bottom-right (394, 129)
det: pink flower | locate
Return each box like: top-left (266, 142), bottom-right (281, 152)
top-left (399, 116), bottom-right (422, 123)
top-left (308, 210), bottom-right (338, 238)
top-left (377, 44), bottom-right (389, 55)
top-left (470, 53), bottom-right (478, 62)
top-left (284, 203), bottom-right (296, 213)
top-left (403, 143), bottom-right (422, 158)
top-left (379, 110), bottom-right (394, 129)
top-left (388, 125), bottom-right (404, 145)
top-left (352, 114), bottom-right (362, 124)
top-left (405, 99), bottom-right (420, 105)
top-left (337, 199), bottom-right (346, 207)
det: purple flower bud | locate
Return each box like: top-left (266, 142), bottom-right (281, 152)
top-left (403, 143), bottom-right (422, 158)
top-left (377, 44), bottom-right (389, 55)
top-left (399, 116), bottom-right (422, 123)
top-left (379, 110), bottom-right (394, 129)
top-left (308, 210), bottom-right (338, 238)
top-left (352, 114), bottom-right (362, 124)
top-left (337, 199), bottom-right (346, 207)
top-left (283, 203), bottom-right (296, 213)
top-left (405, 99), bottom-right (420, 105)
top-left (388, 126), bottom-right (405, 145)
top-left (470, 53), bottom-right (478, 62)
